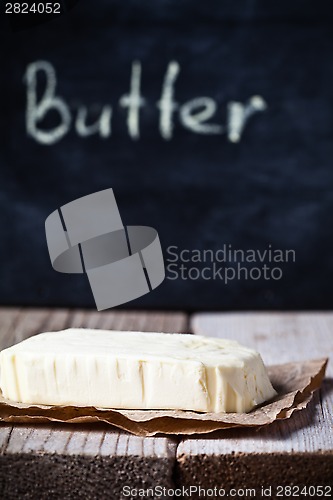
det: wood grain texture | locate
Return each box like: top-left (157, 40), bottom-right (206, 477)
top-left (2, 309), bottom-right (333, 497)
top-left (176, 312), bottom-right (333, 494)
top-left (0, 307), bottom-right (186, 500)
top-left (0, 307), bottom-right (188, 351)
top-left (191, 312), bottom-right (333, 373)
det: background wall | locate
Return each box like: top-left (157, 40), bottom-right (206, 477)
top-left (1, 0), bottom-right (333, 310)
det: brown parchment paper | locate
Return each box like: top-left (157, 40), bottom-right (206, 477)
top-left (0, 358), bottom-right (327, 436)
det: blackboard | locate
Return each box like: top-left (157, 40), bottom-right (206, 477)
top-left (1, 0), bottom-right (333, 310)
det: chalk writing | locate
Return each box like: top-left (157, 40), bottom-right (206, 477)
top-left (25, 60), bottom-right (267, 145)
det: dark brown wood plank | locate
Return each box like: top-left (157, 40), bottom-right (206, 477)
top-left (1, 424), bottom-right (178, 500)
top-left (0, 307), bottom-right (187, 499)
top-left (176, 313), bottom-right (333, 494)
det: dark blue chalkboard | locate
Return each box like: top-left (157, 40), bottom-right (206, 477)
top-left (0, 1), bottom-right (333, 310)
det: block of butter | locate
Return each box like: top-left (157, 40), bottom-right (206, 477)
top-left (0, 329), bottom-right (276, 413)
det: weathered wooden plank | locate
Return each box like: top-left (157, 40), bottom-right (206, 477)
top-left (4, 424), bottom-right (177, 458)
top-left (191, 312), bottom-right (333, 374)
top-left (1, 427), bottom-right (178, 500)
top-left (0, 307), bottom-right (186, 500)
top-left (176, 313), bottom-right (333, 494)
top-left (0, 307), bottom-right (23, 350)
top-left (0, 307), bottom-right (188, 350)
top-left (0, 427), bottom-right (12, 454)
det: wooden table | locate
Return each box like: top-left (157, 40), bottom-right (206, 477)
top-left (0, 308), bottom-right (332, 499)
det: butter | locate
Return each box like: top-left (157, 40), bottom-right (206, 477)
top-left (0, 329), bottom-right (276, 413)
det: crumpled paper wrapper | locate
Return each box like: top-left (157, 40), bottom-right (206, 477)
top-left (0, 358), bottom-right (327, 437)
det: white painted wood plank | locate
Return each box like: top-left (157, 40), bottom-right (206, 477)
top-left (178, 312), bottom-right (333, 457)
top-left (192, 312), bottom-right (333, 375)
